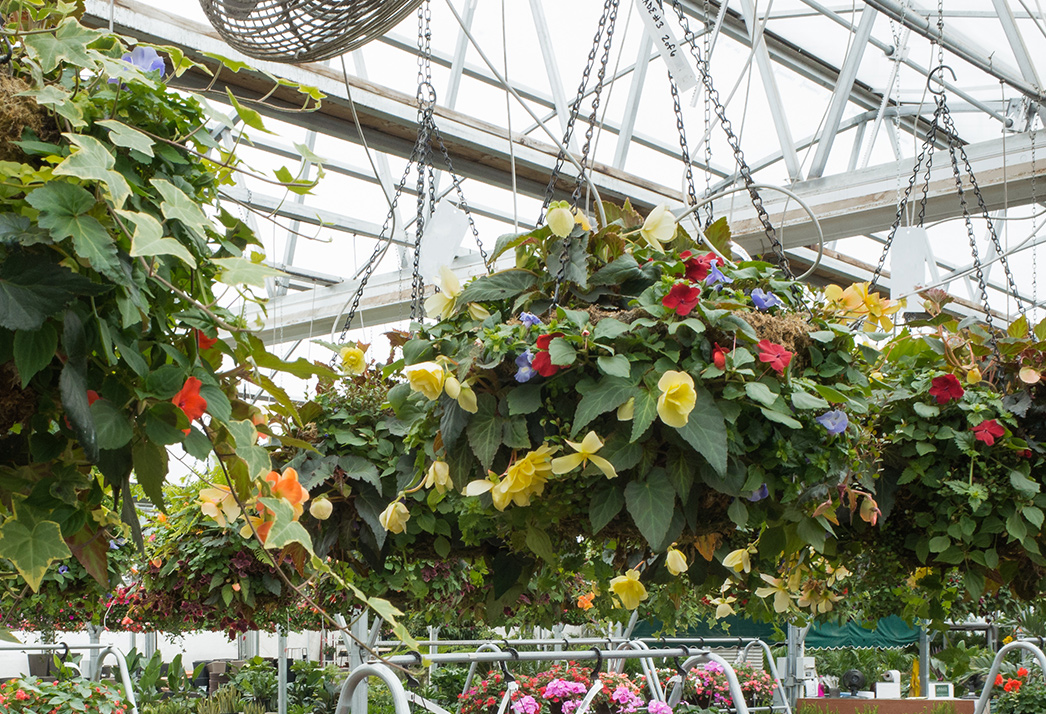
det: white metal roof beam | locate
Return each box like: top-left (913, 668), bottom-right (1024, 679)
top-left (807, 7), bottom-right (877, 179)
top-left (989, 0), bottom-right (1044, 94)
top-left (727, 131), bottom-right (1042, 250)
top-left (739, 0), bottom-right (803, 181)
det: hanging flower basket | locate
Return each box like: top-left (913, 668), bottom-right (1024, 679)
top-left (294, 201), bottom-right (883, 625)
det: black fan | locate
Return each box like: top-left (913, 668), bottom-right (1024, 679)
top-left (842, 669), bottom-right (866, 696)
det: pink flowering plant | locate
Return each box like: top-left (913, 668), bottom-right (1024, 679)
top-left (0, 677), bottom-right (129, 714)
top-left (665, 661), bottom-right (775, 710)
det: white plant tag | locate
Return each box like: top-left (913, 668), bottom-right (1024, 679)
top-left (418, 200), bottom-right (469, 284)
top-left (634, 0), bottom-right (699, 91)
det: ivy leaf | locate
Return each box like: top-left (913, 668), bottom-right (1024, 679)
top-left (150, 179), bottom-right (212, 243)
top-left (23, 18), bottom-right (98, 72)
top-left (571, 377), bottom-right (633, 437)
top-left (26, 182), bottom-right (119, 279)
top-left (213, 256), bottom-right (282, 287)
top-left (52, 134), bottom-right (131, 209)
top-left (590, 484), bottom-right (624, 534)
top-left (96, 120), bottom-right (155, 157)
top-left (228, 419), bottom-right (271, 480)
top-left (458, 270), bottom-right (538, 303)
top-left (259, 498), bottom-right (314, 553)
top-left (675, 388), bottom-right (728, 476)
top-left (17, 85), bottom-right (84, 127)
top-left (13, 322), bottom-right (57, 387)
top-left (118, 209), bottom-right (197, 268)
top-left (624, 468), bottom-right (676, 548)
top-left (226, 88), bottom-right (273, 134)
top-left (466, 394), bottom-right (501, 471)
top-left (0, 519), bottom-right (71, 592)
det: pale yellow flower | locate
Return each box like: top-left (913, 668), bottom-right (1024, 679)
top-left (309, 497), bottom-right (333, 520)
top-left (573, 208), bottom-right (592, 232)
top-left (666, 548), bottom-right (688, 576)
top-left (199, 486), bottom-right (241, 527)
top-left (467, 303), bottom-right (492, 321)
top-left (422, 461), bottom-right (452, 494)
top-left (378, 501), bottom-right (410, 534)
top-left (339, 346), bottom-right (367, 375)
top-left (826, 563), bottom-right (851, 587)
top-left (754, 574), bottom-right (792, 613)
top-left (723, 547), bottom-right (752, 573)
top-left (547, 201), bottom-right (575, 239)
top-left (640, 204), bottom-right (676, 251)
top-left (550, 431), bottom-right (618, 479)
top-left (609, 569), bottom-right (648, 610)
top-left (824, 282), bottom-right (904, 331)
top-left (444, 376), bottom-right (479, 413)
top-left (657, 370), bottom-right (697, 428)
top-left (797, 581), bottom-right (841, 613)
top-left (424, 266), bottom-right (463, 322)
top-left (617, 397), bottom-right (635, 421)
top-left (490, 445), bottom-right (556, 510)
top-left (710, 584), bottom-right (737, 619)
top-left (403, 362), bottom-right (446, 400)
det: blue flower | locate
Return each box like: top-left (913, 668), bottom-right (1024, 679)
top-left (751, 288), bottom-right (783, 311)
top-left (705, 261), bottom-right (733, 286)
top-left (124, 46), bottom-right (166, 74)
top-left (514, 351), bottom-right (537, 383)
top-left (747, 484), bottom-right (769, 502)
top-left (58, 565), bottom-right (69, 575)
top-left (816, 410), bottom-right (849, 435)
top-left (519, 312), bottom-right (542, 328)
top-left (108, 537), bottom-right (126, 550)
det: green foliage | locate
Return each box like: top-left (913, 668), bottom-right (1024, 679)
top-left (0, 676), bottom-right (129, 713)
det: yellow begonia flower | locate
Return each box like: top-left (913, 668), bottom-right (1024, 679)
top-left (797, 582), bottom-right (841, 613)
top-left (404, 362), bottom-right (446, 400)
top-left (640, 204), bottom-right (676, 251)
top-left (550, 431), bottom-right (618, 479)
top-left (465, 447), bottom-right (555, 510)
top-left (423, 461), bottom-right (452, 494)
top-left (547, 201), bottom-right (575, 239)
top-left (657, 370), bottom-right (697, 428)
top-left (712, 594), bottom-right (736, 619)
top-left (424, 266), bottom-right (463, 322)
top-left (824, 282), bottom-right (905, 331)
top-left (468, 303), bottom-right (491, 321)
top-left (444, 376), bottom-right (479, 414)
top-left (826, 563), bottom-right (851, 587)
top-left (666, 548), bottom-right (688, 576)
top-left (573, 208), bottom-right (592, 232)
top-left (199, 486), bottom-right (241, 527)
top-left (617, 397), bottom-right (635, 421)
top-left (379, 500), bottom-right (410, 534)
top-left (754, 574), bottom-right (793, 613)
top-left (309, 497), bottom-right (333, 520)
top-left (723, 547), bottom-right (752, 573)
top-left (238, 514), bottom-right (267, 541)
top-left (339, 346), bottom-right (367, 376)
top-left (609, 569), bottom-right (648, 610)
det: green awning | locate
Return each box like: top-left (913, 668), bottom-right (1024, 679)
top-left (634, 615), bottom-right (919, 650)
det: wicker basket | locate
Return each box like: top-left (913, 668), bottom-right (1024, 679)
top-left (199, 0), bottom-right (425, 64)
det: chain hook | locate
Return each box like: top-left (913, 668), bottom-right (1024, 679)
top-left (926, 65), bottom-right (956, 97)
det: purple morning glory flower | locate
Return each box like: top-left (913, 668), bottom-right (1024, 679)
top-left (519, 312), bottom-right (542, 327)
top-left (705, 261), bottom-right (733, 286)
top-left (751, 288), bottom-right (783, 311)
top-left (816, 410), bottom-right (849, 435)
top-left (58, 565), bottom-right (69, 575)
top-left (515, 351), bottom-right (537, 383)
top-left (747, 484), bottom-right (769, 502)
top-left (124, 46), bottom-right (166, 74)
top-left (108, 537), bottom-right (126, 550)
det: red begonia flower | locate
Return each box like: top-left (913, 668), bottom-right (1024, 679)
top-left (712, 343), bottom-right (728, 370)
top-left (683, 252), bottom-right (718, 283)
top-left (534, 332), bottom-right (564, 351)
top-left (971, 419), bottom-right (1004, 446)
top-left (928, 374), bottom-right (964, 404)
top-left (87, 390), bottom-right (101, 405)
top-left (757, 340), bottom-right (793, 375)
top-left (531, 350), bottom-right (559, 377)
top-left (196, 329), bottom-right (218, 350)
top-left (172, 376), bottom-right (208, 423)
top-left (662, 282), bottom-right (702, 316)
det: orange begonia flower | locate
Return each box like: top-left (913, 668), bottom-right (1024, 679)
top-left (265, 467), bottom-right (310, 519)
top-left (172, 377), bottom-right (208, 424)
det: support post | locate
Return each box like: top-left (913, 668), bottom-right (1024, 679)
top-left (919, 627), bottom-right (930, 698)
top-left (87, 625), bottom-right (102, 680)
top-left (278, 629), bottom-right (288, 714)
top-left (350, 613), bottom-right (370, 714)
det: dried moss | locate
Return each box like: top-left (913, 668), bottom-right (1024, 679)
top-left (0, 73), bottom-right (59, 162)
top-left (740, 311), bottom-right (814, 370)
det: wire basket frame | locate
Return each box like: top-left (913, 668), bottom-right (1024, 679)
top-left (198, 0), bottom-right (424, 64)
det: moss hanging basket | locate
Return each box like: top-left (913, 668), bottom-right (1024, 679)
top-left (291, 203), bottom-right (881, 626)
top-left (199, 0), bottom-right (425, 64)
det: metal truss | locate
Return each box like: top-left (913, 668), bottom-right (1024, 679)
top-left (82, 0), bottom-right (1046, 344)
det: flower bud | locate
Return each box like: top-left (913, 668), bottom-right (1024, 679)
top-left (547, 202), bottom-right (575, 238)
top-left (666, 547), bottom-right (688, 576)
top-left (309, 497), bottom-right (333, 521)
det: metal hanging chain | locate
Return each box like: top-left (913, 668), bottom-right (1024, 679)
top-left (409, 1), bottom-right (435, 323)
top-left (670, 71), bottom-right (699, 210)
top-left (570, 0), bottom-right (620, 208)
top-left (669, 0), bottom-right (793, 279)
top-left (701, 0), bottom-right (714, 225)
top-left (1032, 130), bottom-right (1038, 320)
top-left (538, 0), bottom-right (618, 224)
